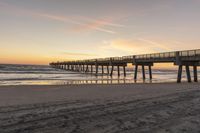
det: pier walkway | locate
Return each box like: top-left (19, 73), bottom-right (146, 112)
top-left (50, 49), bottom-right (200, 83)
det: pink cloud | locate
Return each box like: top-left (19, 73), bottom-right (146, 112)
top-left (0, 2), bottom-right (124, 34)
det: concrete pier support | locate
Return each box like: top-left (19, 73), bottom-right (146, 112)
top-left (107, 66), bottom-right (109, 74)
top-left (91, 65), bottom-right (93, 73)
top-left (81, 65), bottom-right (83, 71)
top-left (123, 65), bottom-right (126, 77)
top-left (75, 65), bottom-right (77, 71)
top-left (149, 65), bottom-right (152, 79)
top-left (110, 65), bottom-right (114, 77)
top-left (102, 65), bottom-right (104, 74)
top-left (83, 65), bottom-right (85, 72)
top-left (71, 65), bottom-right (73, 71)
top-left (134, 63), bottom-right (153, 80)
top-left (193, 66), bottom-right (198, 82)
top-left (78, 65), bottom-right (81, 71)
top-left (185, 65), bottom-right (191, 82)
top-left (77, 65), bottom-right (79, 71)
top-left (134, 65), bottom-right (138, 80)
top-left (74, 65), bottom-right (76, 71)
top-left (70, 65), bottom-right (72, 70)
top-left (177, 65), bottom-right (193, 83)
top-left (117, 66), bottom-right (120, 77)
top-left (142, 65), bottom-right (146, 80)
top-left (85, 65), bottom-right (89, 73)
top-left (96, 65), bottom-right (99, 75)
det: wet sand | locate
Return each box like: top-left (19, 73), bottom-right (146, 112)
top-left (0, 83), bottom-right (200, 133)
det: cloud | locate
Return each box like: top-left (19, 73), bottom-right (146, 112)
top-left (38, 14), bottom-right (125, 34)
top-left (72, 15), bottom-right (125, 32)
top-left (0, 2), bottom-right (124, 34)
top-left (62, 52), bottom-right (98, 57)
top-left (101, 38), bottom-right (173, 55)
top-left (71, 18), bottom-right (117, 34)
top-left (137, 38), bottom-right (172, 51)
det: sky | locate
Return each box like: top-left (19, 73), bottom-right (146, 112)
top-left (0, 0), bottom-right (200, 65)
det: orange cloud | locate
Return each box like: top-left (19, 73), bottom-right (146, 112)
top-left (61, 52), bottom-right (98, 60)
top-left (102, 38), bottom-right (172, 55)
top-left (138, 38), bottom-right (172, 51)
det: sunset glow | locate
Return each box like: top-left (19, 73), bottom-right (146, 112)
top-left (0, 0), bottom-right (200, 65)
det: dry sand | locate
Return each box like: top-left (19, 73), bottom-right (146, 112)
top-left (0, 83), bottom-right (200, 133)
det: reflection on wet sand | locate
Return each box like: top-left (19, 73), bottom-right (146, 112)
top-left (61, 78), bottom-right (154, 85)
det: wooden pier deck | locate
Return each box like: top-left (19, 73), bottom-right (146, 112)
top-left (50, 49), bottom-right (200, 83)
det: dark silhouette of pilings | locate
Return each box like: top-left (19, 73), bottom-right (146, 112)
top-left (51, 63), bottom-right (198, 83)
top-left (50, 49), bottom-right (200, 83)
top-left (194, 66), bottom-right (198, 82)
top-left (134, 63), bottom-right (153, 80)
top-left (177, 64), bottom-right (198, 83)
top-left (109, 65), bottom-right (127, 77)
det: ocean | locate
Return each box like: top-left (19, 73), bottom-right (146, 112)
top-left (0, 64), bottom-right (199, 86)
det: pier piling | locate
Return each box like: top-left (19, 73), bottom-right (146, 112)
top-left (149, 65), bottom-right (152, 79)
top-left (185, 65), bottom-right (191, 83)
top-left (193, 66), bottom-right (198, 82)
top-left (142, 65), bottom-right (146, 80)
top-left (110, 65), bottom-right (114, 77)
top-left (117, 66), bottom-right (120, 77)
top-left (134, 65), bottom-right (138, 80)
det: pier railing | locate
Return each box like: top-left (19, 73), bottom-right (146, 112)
top-left (180, 49), bottom-right (200, 57)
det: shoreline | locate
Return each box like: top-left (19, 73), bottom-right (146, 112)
top-left (0, 78), bottom-right (194, 86)
top-left (0, 81), bottom-right (198, 86)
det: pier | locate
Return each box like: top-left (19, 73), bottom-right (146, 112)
top-left (50, 49), bottom-right (200, 83)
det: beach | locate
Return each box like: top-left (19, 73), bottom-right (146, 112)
top-left (0, 83), bottom-right (200, 133)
